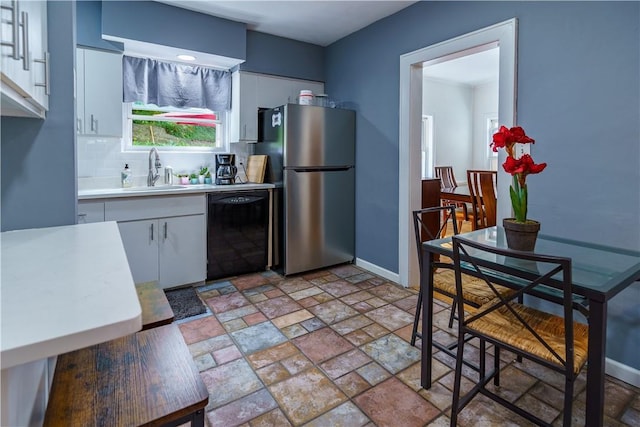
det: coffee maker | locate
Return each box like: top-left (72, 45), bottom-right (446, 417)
top-left (215, 154), bottom-right (237, 185)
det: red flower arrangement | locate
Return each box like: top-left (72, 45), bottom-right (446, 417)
top-left (491, 126), bottom-right (547, 223)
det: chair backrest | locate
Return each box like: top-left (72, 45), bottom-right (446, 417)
top-left (467, 170), bottom-right (497, 229)
top-left (412, 205), bottom-right (459, 274)
top-left (434, 166), bottom-right (457, 189)
top-left (451, 236), bottom-right (577, 374)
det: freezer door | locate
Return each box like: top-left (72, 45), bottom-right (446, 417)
top-left (284, 167), bottom-right (355, 275)
top-left (284, 104), bottom-right (355, 167)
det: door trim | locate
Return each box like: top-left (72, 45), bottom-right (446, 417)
top-left (398, 18), bottom-right (518, 287)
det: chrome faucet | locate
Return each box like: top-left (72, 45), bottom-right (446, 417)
top-left (147, 147), bottom-right (162, 186)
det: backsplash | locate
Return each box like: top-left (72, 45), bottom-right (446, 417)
top-left (77, 136), bottom-right (251, 189)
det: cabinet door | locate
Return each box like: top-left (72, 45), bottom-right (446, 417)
top-left (76, 48), bottom-right (85, 133)
top-left (258, 75), bottom-right (298, 108)
top-left (1, 0), bottom-right (29, 96)
top-left (230, 71), bottom-right (258, 142)
top-left (22, 0), bottom-right (47, 109)
top-left (77, 201), bottom-right (104, 224)
top-left (80, 48), bottom-right (123, 136)
top-left (117, 220), bottom-right (159, 284)
top-left (0, 0), bottom-right (48, 117)
top-left (158, 214), bottom-right (206, 289)
top-left (258, 75), bottom-right (325, 108)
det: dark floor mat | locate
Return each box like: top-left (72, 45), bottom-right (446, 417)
top-left (164, 286), bottom-right (207, 321)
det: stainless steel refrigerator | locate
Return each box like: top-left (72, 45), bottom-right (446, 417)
top-left (255, 103), bottom-right (355, 275)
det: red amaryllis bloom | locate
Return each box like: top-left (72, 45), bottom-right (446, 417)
top-left (503, 154), bottom-right (547, 188)
top-left (491, 126), bottom-right (535, 157)
top-left (491, 125), bottom-right (545, 223)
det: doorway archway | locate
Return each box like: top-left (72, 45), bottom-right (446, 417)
top-left (398, 19), bottom-right (518, 287)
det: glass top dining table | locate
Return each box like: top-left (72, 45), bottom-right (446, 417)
top-left (419, 226), bottom-right (640, 427)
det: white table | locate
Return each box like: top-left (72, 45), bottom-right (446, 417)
top-left (1, 221), bottom-right (142, 369)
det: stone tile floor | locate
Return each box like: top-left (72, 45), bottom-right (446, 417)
top-left (177, 265), bottom-right (640, 427)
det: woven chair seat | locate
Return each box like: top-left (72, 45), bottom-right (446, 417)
top-left (434, 269), bottom-right (515, 307)
top-left (467, 300), bottom-right (589, 374)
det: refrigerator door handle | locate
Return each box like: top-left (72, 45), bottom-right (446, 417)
top-left (290, 166), bottom-right (353, 173)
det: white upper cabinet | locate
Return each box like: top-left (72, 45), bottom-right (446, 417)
top-left (230, 71), bottom-right (258, 142)
top-left (230, 71), bottom-right (324, 143)
top-left (0, 0), bottom-right (49, 118)
top-left (76, 47), bottom-right (123, 136)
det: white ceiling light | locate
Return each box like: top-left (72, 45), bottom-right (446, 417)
top-left (177, 54), bottom-right (196, 61)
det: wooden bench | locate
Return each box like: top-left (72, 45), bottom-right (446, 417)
top-left (44, 323), bottom-right (209, 426)
top-left (135, 281), bottom-right (175, 330)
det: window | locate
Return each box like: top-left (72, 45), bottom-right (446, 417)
top-left (421, 115), bottom-right (434, 178)
top-left (123, 102), bottom-right (226, 152)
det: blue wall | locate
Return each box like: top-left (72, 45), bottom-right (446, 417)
top-left (101, 1), bottom-right (246, 61)
top-left (1, 1), bottom-right (77, 231)
top-left (76, 1), bottom-right (122, 51)
top-left (242, 31), bottom-right (325, 82)
top-left (326, 1), bottom-right (640, 368)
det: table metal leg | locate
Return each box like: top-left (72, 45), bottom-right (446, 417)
top-left (421, 251), bottom-right (435, 389)
top-left (585, 299), bottom-right (607, 427)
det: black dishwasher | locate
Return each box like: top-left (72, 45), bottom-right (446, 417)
top-left (207, 190), bottom-right (269, 280)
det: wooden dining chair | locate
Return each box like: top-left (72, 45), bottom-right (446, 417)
top-left (450, 236), bottom-right (589, 427)
top-left (435, 166), bottom-right (470, 232)
top-left (434, 166), bottom-right (458, 188)
top-left (411, 206), bottom-right (514, 352)
top-left (467, 170), bottom-right (497, 230)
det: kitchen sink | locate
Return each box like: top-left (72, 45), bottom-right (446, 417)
top-left (123, 185), bottom-right (190, 192)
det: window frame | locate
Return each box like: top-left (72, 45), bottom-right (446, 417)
top-left (122, 102), bottom-right (228, 153)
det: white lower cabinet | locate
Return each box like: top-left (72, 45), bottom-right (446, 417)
top-left (117, 219), bottom-right (159, 284)
top-left (77, 201), bottom-right (104, 224)
top-left (104, 194), bottom-right (206, 289)
top-left (117, 215), bottom-right (205, 289)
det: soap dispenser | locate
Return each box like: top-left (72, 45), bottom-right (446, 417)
top-left (121, 164), bottom-right (132, 188)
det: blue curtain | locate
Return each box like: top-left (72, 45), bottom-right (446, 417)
top-left (122, 56), bottom-right (231, 111)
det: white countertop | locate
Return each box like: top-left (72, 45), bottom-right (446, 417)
top-left (78, 182), bottom-right (275, 200)
top-left (1, 222), bottom-right (142, 369)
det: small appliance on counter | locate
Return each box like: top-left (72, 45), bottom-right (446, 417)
top-left (215, 154), bottom-right (237, 185)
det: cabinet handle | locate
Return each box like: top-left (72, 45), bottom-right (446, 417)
top-left (90, 114), bottom-right (98, 133)
top-left (34, 51), bottom-right (50, 95)
top-left (0, 1), bottom-right (20, 60)
top-left (150, 223), bottom-right (154, 241)
top-left (164, 222), bottom-right (168, 240)
top-left (77, 213), bottom-right (87, 217)
top-left (77, 118), bottom-right (82, 133)
top-left (20, 10), bottom-right (29, 71)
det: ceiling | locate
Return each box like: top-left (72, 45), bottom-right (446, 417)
top-left (423, 48), bottom-right (499, 86)
top-left (156, 1), bottom-right (417, 47)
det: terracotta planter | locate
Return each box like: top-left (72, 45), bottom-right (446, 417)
top-left (503, 218), bottom-right (540, 251)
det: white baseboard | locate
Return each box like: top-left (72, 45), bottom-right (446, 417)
top-left (355, 258), bottom-right (401, 285)
top-left (606, 358), bottom-right (640, 388)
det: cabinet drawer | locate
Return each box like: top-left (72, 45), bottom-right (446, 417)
top-left (105, 195), bottom-right (205, 222)
top-left (78, 201), bottom-right (105, 223)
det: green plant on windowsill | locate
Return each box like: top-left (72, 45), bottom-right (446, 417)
top-left (204, 170), bottom-right (213, 184)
